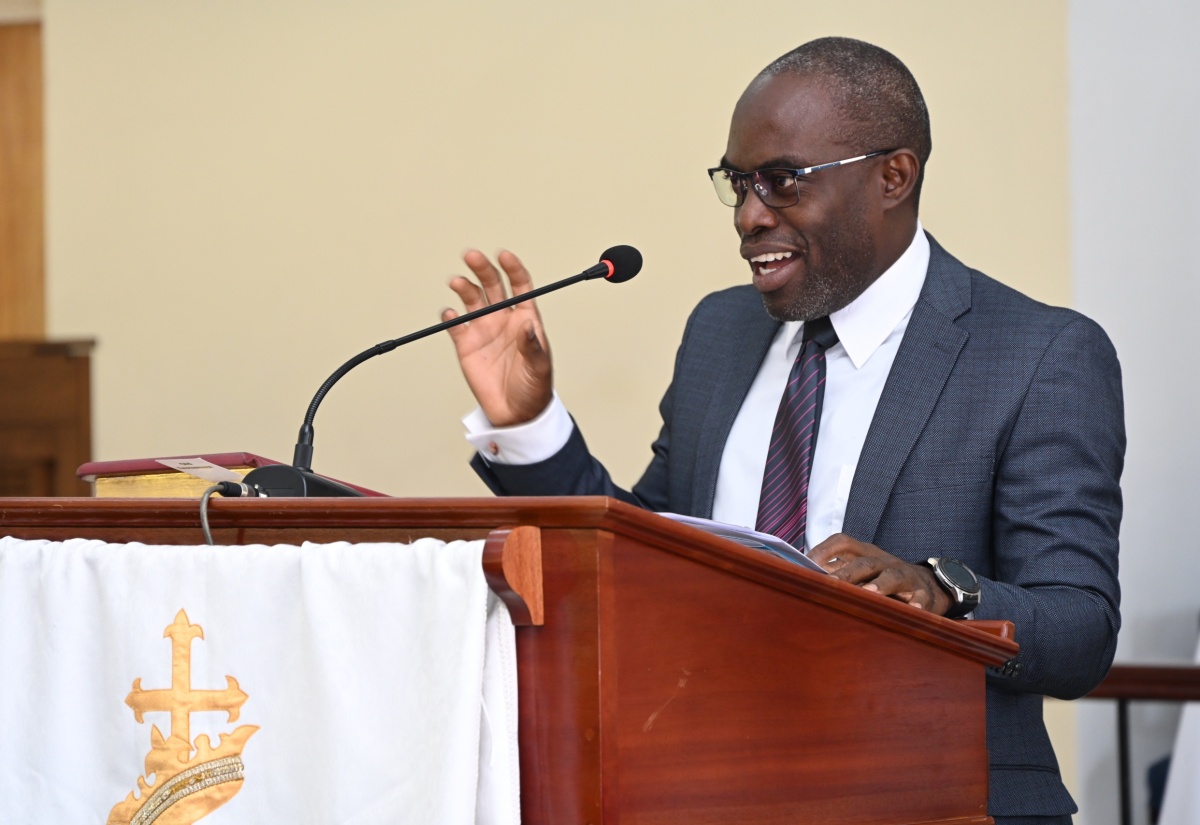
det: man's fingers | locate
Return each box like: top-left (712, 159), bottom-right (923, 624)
top-left (448, 274), bottom-right (491, 313)
top-left (839, 561), bottom-right (930, 601)
top-left (828, 555), bottom-right (879, 585)
top-left (457, 249), bottom-right (540, 316)
top-left (497, 249), bottom-right (536, 297)
top-left (865, 571), bottom-right (939, 611)
top-left (896, 591), bottom-right (928, 610)
top-left (463, 249), bottom-right (511, 305)
top-left (863, 565), bottom-right (910, 595)
top-left (442, 308), bottom-right (468, 344)
top-left (809, 534), bottom-right (951, 615)
top-left (822, 555), bottom-right (850, 572)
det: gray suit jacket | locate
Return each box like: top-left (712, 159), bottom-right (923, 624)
top-left (473, 235), bottom-right (1125, 817)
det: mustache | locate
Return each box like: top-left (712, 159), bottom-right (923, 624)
top-left (740, 230), bottom-right (803, 245)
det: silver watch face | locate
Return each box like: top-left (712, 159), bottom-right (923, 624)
top-left (938, 558), bottom-right (979, 593)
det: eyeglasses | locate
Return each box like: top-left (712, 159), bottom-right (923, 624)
top-left (707, 150), bottom-right (892, 208)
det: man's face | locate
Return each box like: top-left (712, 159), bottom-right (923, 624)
top-left (723, 73), bottom-right (886, 322)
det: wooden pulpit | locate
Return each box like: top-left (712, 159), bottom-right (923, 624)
top-left (0, 496), bottom-right (1015, 824)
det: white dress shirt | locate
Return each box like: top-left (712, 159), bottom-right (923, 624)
top-left (465, 224), bottom-right (930, 552)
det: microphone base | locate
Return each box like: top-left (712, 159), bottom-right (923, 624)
top-left (241, 465), bottom-right (367, 498)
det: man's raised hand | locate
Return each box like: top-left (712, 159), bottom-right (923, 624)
top-left (444, 249), bottom-right (554, 427)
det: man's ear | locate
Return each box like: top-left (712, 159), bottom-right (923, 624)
top-left (879, 149), bottom-right (920, 212)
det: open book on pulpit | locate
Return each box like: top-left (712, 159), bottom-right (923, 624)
top-left (77, 453), bottom-right (386, 498)
top-left (657, 512), bottom-right (827, 574)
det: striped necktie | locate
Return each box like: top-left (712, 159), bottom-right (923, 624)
top-left (755, 316), bottom-right (839, 549)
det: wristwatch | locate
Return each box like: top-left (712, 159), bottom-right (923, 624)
top-left (920, 558), bottom-right (981, 619)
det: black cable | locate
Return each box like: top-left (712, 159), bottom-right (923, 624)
top-left (200, 484), bottom-right (221, 545)
top-left (199, 480), bottom-right (260, 545)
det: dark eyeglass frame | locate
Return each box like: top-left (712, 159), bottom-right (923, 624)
top-left (707, 149), bottom-right (894, 208)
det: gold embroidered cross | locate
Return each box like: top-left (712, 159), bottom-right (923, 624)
top-left (125, 609), bottom-right (247, 746)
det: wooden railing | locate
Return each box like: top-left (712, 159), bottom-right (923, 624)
top-left (1085, 664), bottom-right (1200, 825)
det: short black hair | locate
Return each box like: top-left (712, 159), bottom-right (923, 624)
top-left (762, 37), bottom-right (932, 201)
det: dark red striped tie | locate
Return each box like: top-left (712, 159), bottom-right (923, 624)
top-left (755, 316), bottom-right (839, 548)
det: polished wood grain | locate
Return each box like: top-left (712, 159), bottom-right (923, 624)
top-left (971, 620), bottom-right (1015, 641)
top-left (0, 23), bottom-right (44, 337)
top-left (1088, 664), bottom-right (1200, 702)
top-left (599, 527), bottom-right (990, 823)
top-left (0, 496), bottom-right (1015, 824)
top-left (484, 525), bottom-right (544, 626)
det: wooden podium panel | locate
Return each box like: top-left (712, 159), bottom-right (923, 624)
top-left (0, 496), bottom-right (1014, 825)
top-left (600, 531), bottom-right (987, 823)
top-left (0, 340), bottom-right (93, 496)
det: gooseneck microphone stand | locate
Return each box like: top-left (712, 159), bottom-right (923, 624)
top-left (237, 245), bottom-right (642, 497)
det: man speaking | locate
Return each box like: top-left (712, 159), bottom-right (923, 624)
top-left (442, 37), bottom-right (1124, 825)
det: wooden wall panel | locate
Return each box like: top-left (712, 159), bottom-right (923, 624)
top-left (0, 340), bottom-right (92, 496)
top-left (0, 23), bottom-right (44, 337)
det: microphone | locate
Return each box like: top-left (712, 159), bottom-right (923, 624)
top-left (237, 245), bottom-right (643, 497)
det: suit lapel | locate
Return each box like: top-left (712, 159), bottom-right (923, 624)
top-left (841, 236), bottom-right (972, 543)
top-left (692, 304), bottom-right (780, 517)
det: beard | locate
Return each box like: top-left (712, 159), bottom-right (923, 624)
top-left (762, 210), bottom-right (878, 323)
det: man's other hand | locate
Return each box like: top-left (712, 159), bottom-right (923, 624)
top-left (809, 533), bottom-right (953, 615)
top-left (444, 249), bottom-right (554, 427)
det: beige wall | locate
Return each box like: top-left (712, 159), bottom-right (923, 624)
top-left (0, 0), bottom-right (40, 25)
top-left (42, 0), bottom-right (1077, 795)
top-left (44, 0), bottom-right (1070, 495)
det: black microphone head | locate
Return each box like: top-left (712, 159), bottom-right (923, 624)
top-left (600, 244), bottom-right (642, 283)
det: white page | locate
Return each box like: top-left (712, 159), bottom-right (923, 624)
top-left (657, 513), bottom-right (827, 575)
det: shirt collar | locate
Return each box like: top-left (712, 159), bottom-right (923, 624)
top-left (783, 221), bottom-right (930, 369)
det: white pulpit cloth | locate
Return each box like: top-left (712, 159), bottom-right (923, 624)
top-left (0, 536), bottom-right (520, 825)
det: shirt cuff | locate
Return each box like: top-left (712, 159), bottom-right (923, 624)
top-left (462, 393), bottom-right (574, 465)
